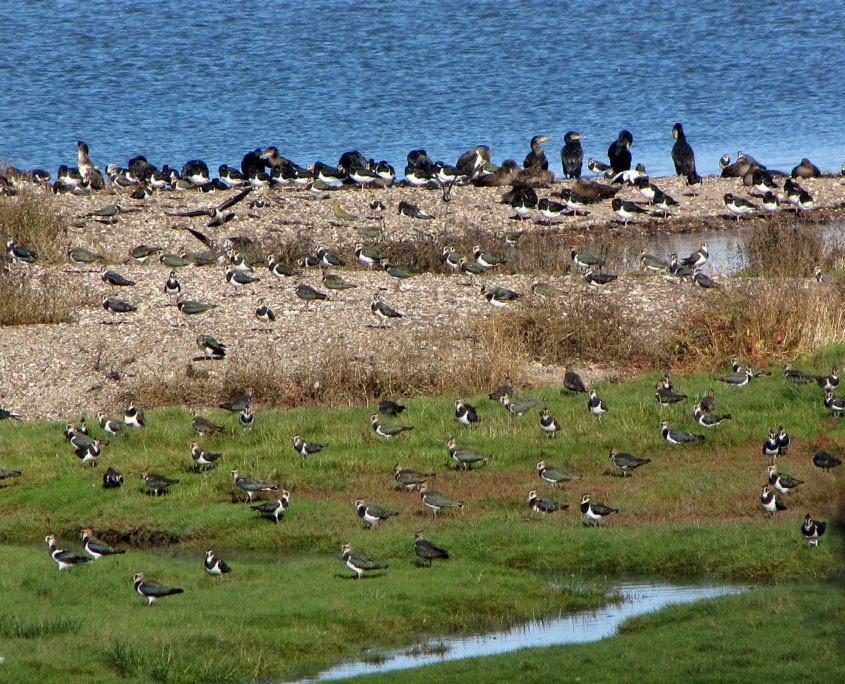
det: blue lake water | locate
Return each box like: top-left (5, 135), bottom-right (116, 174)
top-left (1, 1), bottom-right (842, 178)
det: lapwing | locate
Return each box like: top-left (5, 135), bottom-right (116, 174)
top-left (75, 439), bottom-right (101, 466)
top-left (570, 249), bottom-right (606, 270)
top-left (101, 268), bottom-right (135, 287)
top-left (190, 442), bottom-right (222, 471)
top-left (536, 461), bottom-right (579, 486)
top-left (699, 388), bottom-right (717, 412)
top-left (481, 283), bottom-right (520, 306)
top-left (776, 426), bottom-right (791, 454)
top-left (292, 434), bottom-right (327, 457)
top-left (692, 269), bottom-right (719, 289)
top-left (767, 465), bottom-right (803, 495)
top-left (133, 572), bottom-right (183, 606)
top-left (393, 463), bottom-right (436, 491)
top-left (371, 414), bottom-right (413, 439)
top-left (196, 333), bottom-right (227, 360)
top-left (447, 437), bottom-right (489, 470)
top-left (414, 531), bottom-right (449, 567)
top-left (816, 367), bottom-right (839, 393)
top-left (801, 514), bottom-right (827, 547)
top-left (587, 157), bottom-right (611, 177)
top-left (267, 256), bottom-right (299, 279)
top-left (255, 300), bottom-right (276, 325)
top-left (716, 366), bottom-right (753, 387)
top-left (239, 407), bottom-right (254, 429)
top-left (760, 485), bottom-right (786, 518)
top-left (102, 296), bottom-right (137, 314)
top-left (371, 293), bottom-right (402, 327)
top-left (458, 257), bottom-right (485, 283)
top-left (317, 245), bottom-right (345, 269)
top-left (531, 282), bottom-right (565, 299)
top-left (97, 412), bottom-right (124, 436)
top-left (230, 469), bottom-right (279, 503)
top-left (730, 357), bottom-right (772, 379)
top-left (102, 467), bottom-right (123, 488)
top-left (667, 253), bottom-right (693, 279)
top-left (563, 368), bottom-right (587, 393)
top-left (419, 484), bottom-right (463, 519)
top-left (322, 273), bottom-right (357, 291)
top-left (192, 413), bottom-right (223, 436)
top-left (500, 393), bottom-right (539, 416)
top-left (454, 399), bottom-right (481, 427)
top-left (585, 267), bottom-right (617, 287)
top-left (81, 528), bottom-right (126, 559)
top-left (639, 250), bottom-right (670, 273)
top-left (340, 542), bottom-right (388, 579)
top-left (69, 246), bottom-right (106, 263)
top-left (161, 252), bottom-right (193, 269)
top-left (660, 421), bottom-right (704, 444)
top-left (609, 447), bottom-right (650, 476)
top-left (528, 489), bottom-right (569, 517)
top-left (539, 408), bottom-right (561, 437)
top-left (354, 244), bottom-right (388, 270)
top-left (580, 494), bottom-right (618, 526)
top-left (141, 471), bottom-right (179, 496)
top-left (611, 197), bottom-right (647, 225)
top-left (693, 403), bottom-right (732, 427)
top-left (0, 467), bottom-right (22, 480)
top-left (6, 240), bottom-right (38, 264)
top-left (251, 493), bottom-right (290, 523)
top-left (220, 388), bottom-right (252, 412)
top-left (783, 364), bottom-right (813, 385)
top-left (587, 389), bottom-right (608, 417)
top-left (123, 403), bottom-right (145, 428)
top-left (177, 300), bottom-right (216, 315)
top-left (45, 534), bottom-right (91, 570)
top-left (655, 381), bottom-right (687, 406)
top-left (763, 430), bottom-right (780, 459)
top-left (356, 499), bottom-right (399, 529)
top-left (0, 406), bottom-right (22, 421)
top-left (724, 193), bottom-right (757, 219)
top-left (824, 390), bottom-right (844, 416)
top-left (204, 549), bottom-right (232, 581)
top-left (473, 245), bottom-right (505, 270)
top-left (812, 449), bottom-right (841, 472)
top-left (442, 246), bottom-right (463, 274)
top-left (295, 283), bottom-right (329, 303)
top-left (488, 377), bottom-right (514, 401)
top-left (681, 242), bottom-right (709, 268)
top-left (225, 269), bottom-right (260, 294)
top-left (398, 200), bottom-right (433, 219)
top-left (378, 399), bottom-right (405, 416)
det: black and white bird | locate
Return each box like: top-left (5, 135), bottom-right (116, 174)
top-left (102, 296), bottom-right (137, 314)
top-left (251, 493), bottom-right (290, 523)
top-left (682, 242), bottom-right (709, 268)
top-left (124, 403), bottom-right (145, 428)
top-left (97, 412), bottom-right (124, 436)
top-left (655, 380), bottom-right (687, 407)
top-left (824, 390), bottom-right (845, 416)
top-left (75, 439), bottom-right (101, 467)
top-left (611, 197), bottom-right (647, 225)
top-left (801, 514), bottom-right (827, 547)
top-left (454, 399), bottom-right (481, 427)
top-left (760, 485), bottom-right (786, 517)
top-left (539, 408), bottom-right (561, 437)
top-left (190, 442), bottom-right (222, 470)
top-left (355, 499), bottom-right (399, 529)
top-left (767, 465), bottom-right (803, 495)
top-left (536, 460), bottom-right (579, 486)
top-left (164, 270), bottom-right (181, 295)
top-left (716, 366), bottom-right (753, 388)
top-left (133, 572), bottom-right (183, 606)
top-left (0, 466), bottom-right (22, 481)
top-left (527, 489), bottom-right (569, 517)
top-left (776, 426), bottom-right (791, 454)
top-left (587, 389), bottom-right (608, 417)
top-left (763, 430), bottom-right (780, 459)
top-left (238, 407), bottom-right (254, 429)
top-left (101, 268), bottom-right (135, 287)
top-left (371, 293), bottom-right (403, 328)
top-left (693, 402), bottom-right (733, 427)
top-left (580, 494), bottom-right (618, 526)
top-left (102, 467), bottom-right (123, 488)
top-left (141, 471), bottom-right (180, 496)
top-left (660, 420), bottom-right (704, 444)
top-left (447, 437), bottom-right (489, 470)
top-left (45, 534), bottom-right (91, 570)
top-left (585, 267), bottom-right (618, 287)
top-left (196, 333), bottom-right (227, 360)
top-left (371, 413), bottom-right (413, 438)
top-left (230, 469), bottom-right (279, 503)
top-left (81, 528), bottom-right (125, 559)
top-left (292, 434), bottom-right (327, 457)
top-left (255, 300), bottom-right (276, 325)
top-left (724, 193), bottom-right (757, 219)
top-left (393, 463), bottom-right (435, 491)
top-left (204, 549), bottom-right (232, 581)
top-left (816, 367), bottom-right (839, 393)
top-left (563, 368), bottom-right (587, 393)
top-left (341, 542), bottom-right (388, 579)
top-left (609, 447), bottom-right (650, 476)
top-left (419, 484), bottom-right (464, 519)
top-left (414, 531), bottom-right (450, 566)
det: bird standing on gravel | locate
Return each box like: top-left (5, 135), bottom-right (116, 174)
top-left (371, 293), bottom-right (403, 327)
top-left (196, 334), bottom-right (227, 360)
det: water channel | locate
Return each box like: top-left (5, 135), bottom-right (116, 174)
top-left (292, 580), bottom-right (751, 682)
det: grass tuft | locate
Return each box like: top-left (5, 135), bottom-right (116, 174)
top-left (0, 614), bottom-right (80, 639)
top-left (741, 221), bottom-right (845, 278)
top-left (0, 191), bottom-right (66, 263)
top-left (0, 270), bottom-right (79, 325)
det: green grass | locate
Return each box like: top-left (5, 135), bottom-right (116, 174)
top-left (346, 579), bottom-right (845, 683)
top-left (0, 345), bottom-right (842, 681)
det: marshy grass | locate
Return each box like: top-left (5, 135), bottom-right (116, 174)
top-left (671, 279), bottom-right (845, 368)
top-left (741, 221), bottom-right (845, 278)
top-left (0, 190), bottom-right (66, 263)
top-left (0, 270), bottom-right (79, 325)
top-left (0, 614), bottom-right (80, 639)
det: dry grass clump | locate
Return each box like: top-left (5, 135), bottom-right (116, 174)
top-left (470, 295), bottom-right (657, 368)
top-left (0, 191), bottom-right (66, 263)
top-left (740, 221), bottom-right (845, 278)
top-left (669, 279), bottom-right (845, 368)
top-left (0, 271), bottom-right (78, 325)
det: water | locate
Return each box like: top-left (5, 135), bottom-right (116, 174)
top-left (291, 581), bottom-right (749, 682)
top-left (1, 2), bottom-right (842, 178)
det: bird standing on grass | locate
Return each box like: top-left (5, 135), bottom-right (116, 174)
top-left (204, 549), bottom-right (232, 581)
top-left (45, 534), bottom-right (91, 570)
top-left (609, 448), bottom-right (650, 476)
top-left (190, 442), bottom-right (222, 471)
top-left (371, 414), bottom-right (413, 438)
top-left (123, 403), bottom-right (145, 428)
top-left (141, 471), bottom-right (180, 496)
top-left (414, 532), bottom-right (449, 566)
top-left (133, 572), bottom-right (183, 606)
top-left (580, 494), bottom-right (618, 526)
top-left (251, 493), bottom-right (290, 523)
top-left (419, 484), bottom-right (463, 519)
top-left (801, 514), bottom-right (826, 547)
top-left (447, 437), bottom-right (489, 470)
top-left (454, 399), bottom-right (481, 427)
top-left (292, 434), bottom-right (327, 457)
top-left (81, 528), bottom-right (125, 559)
top-left (528, 489), bottom-right (569, 517)
top-left (340, 543), bottom-right (388, 579)
top-left (660, 421), bottom-right (705, 444)
top-left (536, 461), bottom-right (579, 486)
top-left (230, 469), bottom-right (279, 503)
top-left (587, 389), bottom-right (608, 417)
top-left (356, 499), bottom-right (399, 529)
top-left (760, 485), bottom-right (787, 517)
top-left (767, 465), bottom-right (803, 495)
top-left (393, 463), bottom-right (436, 491)
top-left (539, 408), bottom-right (561, 436)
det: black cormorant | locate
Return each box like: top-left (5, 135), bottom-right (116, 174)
top-left (607, 130), bottom-right (633, 174)
top-left (560, 132), bottom-right (584, 179)
top-left (671, 123), bottom-right (696, 176)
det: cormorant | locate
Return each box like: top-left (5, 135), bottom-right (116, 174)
top-left (524, 135), bottom-right (551, 171)
top-left (607, 130), bottom-right (633, 174)
top-left (671, 123), bottom-right (696, 176)
top-left (560, 131), bottom-right (584, 179)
